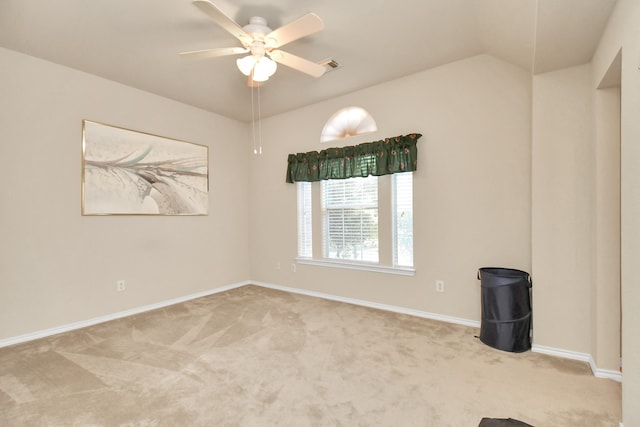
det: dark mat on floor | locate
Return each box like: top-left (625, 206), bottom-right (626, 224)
top-left (478, 418), bottom-right (534, 427)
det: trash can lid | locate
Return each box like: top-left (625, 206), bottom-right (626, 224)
top-left (477, 267), bottom-right (532, 288)
top-left (479, 267), bottom-right (529, 277)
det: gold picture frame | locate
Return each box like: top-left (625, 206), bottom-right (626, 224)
top-left (82, 120), bottom-right (209, 215)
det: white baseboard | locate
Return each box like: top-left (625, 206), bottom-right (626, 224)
top-left (532, 344), bottom-right (622, 382)
top-left (591, 364), bottom-right (623, 382)
top-left (1, 279), bottom-right (622, 386)
top-left (531, 344), bottom-right (593, 363)
top-left (253, 280), bottom-right (481, 329)
top-left (0, 280), bottom-right (250, 349)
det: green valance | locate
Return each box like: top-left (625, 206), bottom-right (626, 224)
top-left (286, 133), bottom-right (421, 183)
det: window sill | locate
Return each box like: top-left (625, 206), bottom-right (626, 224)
top-left (295, 258), bottom-right (415, 276)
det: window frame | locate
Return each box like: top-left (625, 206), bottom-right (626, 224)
top-left (296, 173), bottom-right (415, 276)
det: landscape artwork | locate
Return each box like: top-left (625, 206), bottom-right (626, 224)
top-left (82, 120), bottom-right (208, 215)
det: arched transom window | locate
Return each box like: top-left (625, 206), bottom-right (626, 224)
top-left (320, 106), bottom-right (377, 143)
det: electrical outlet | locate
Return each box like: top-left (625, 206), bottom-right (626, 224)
top-left (276, 262), bottom-right (281, 270)
top-left (435, 280), bottom-right (445, 293)
top-left (117, 280), bottom-right (126, 292)
top-left (291, 263), bottom-right (296, 273)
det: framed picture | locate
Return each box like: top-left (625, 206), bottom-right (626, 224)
top-left (82, 120), bottom-right (209, 215)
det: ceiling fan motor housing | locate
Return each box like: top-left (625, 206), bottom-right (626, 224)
top-left (243, 16), bottom-right (275, 58)
top-left (243, 17), bottom-right (272, 41)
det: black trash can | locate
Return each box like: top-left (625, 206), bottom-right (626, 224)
top-left (477, 267), bottom-right (532, 352)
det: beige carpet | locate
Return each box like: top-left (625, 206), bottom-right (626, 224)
top-left (0, 285), bottom-right (620, 426)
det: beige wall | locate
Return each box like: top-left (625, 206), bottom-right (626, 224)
top-left (531, 61), bottom-right (623, 376)
top-left (592, 0), bottom-right (640, 424)
top-left (0, 47), bottom-right (251, 340)
top-left (531, 64), bottom-right (595, 354)
top-left (250, 54), bottom-right (532, 322)
top-left (593, 86), bottom-right (621, 373)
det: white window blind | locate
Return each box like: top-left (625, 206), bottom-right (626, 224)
top-left (297, 182), bottom-right (312, 258)
top-left (321, 176), bottom-right (378, 263)
top-left (393, 172), bottom-right (414, 267)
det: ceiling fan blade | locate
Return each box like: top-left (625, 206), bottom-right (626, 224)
top-left (269, 49), bottom-right (326, 78)
top-left (264, 13), bottom-right (324, 49)
top-left (180, 47), bottom-right (248, 59)
top-left (192, 0), bottom-right (252, 45)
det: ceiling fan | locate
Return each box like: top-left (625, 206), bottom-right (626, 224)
top-left (181, 0), bottom-right (327, 84)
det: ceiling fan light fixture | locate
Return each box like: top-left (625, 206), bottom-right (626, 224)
top-left (252, 56), bottom-right (277, 81)
top-left (236, 55), bottom-right (256, 76)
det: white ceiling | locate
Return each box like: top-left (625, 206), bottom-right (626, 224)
top-left (0, 0), bottom-right (617, 122)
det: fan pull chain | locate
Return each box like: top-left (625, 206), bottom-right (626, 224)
top-left (251, 80), bottom-right (257, 155)
top-left (257, 83), bottom-right (262, 155)
top-left (250, 78), bottom-right (263, 155)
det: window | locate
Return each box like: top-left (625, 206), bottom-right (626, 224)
top-left (296, 172), bottom-right (414, 274)
top-left (393, 172), bottom-right (413, 267)
top-left (320, 106), bottom-right (378, 143)
top-left (297, 182), bottom-right (312, 258)
top-left (322, 176), bottom-right (379, 263)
